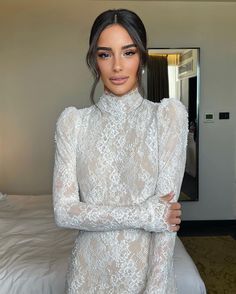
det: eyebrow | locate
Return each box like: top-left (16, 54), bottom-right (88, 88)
top-left (96, 44), bottom-right (137, 51)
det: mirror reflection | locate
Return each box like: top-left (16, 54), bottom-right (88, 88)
top-left (147, 48), bottom-right (200, 201)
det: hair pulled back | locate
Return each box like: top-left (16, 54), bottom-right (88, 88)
top-left (86, 9), bottom-right (147, 103)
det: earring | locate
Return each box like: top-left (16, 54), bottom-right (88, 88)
top-left (142, 68), bottom-right (145, 75)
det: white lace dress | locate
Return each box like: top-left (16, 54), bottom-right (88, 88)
top-left (53, 89), bottom-right (188, 294)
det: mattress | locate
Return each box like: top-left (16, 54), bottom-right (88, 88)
top-left (0, 194), bottom-right (206, 294)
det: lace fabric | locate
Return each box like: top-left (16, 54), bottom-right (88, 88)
top-left (53, 89), bottom-right (188, 293)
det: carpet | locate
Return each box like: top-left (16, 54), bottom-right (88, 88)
top-left (180, 235), bottom-right (236, 294)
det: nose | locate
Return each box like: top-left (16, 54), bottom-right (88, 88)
top-left (113, 55), bottom-right (122, 72)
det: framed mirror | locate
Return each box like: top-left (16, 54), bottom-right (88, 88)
top-left (147, 48), bottom-right (200, 201)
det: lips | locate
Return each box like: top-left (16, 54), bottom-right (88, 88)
top-left (109, 76), bottom-right (129, 85)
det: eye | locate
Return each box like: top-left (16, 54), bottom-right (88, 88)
top-left (123, 50), bottom-right (137, 57)
top-left (97, 52), bottom-right (111, 59)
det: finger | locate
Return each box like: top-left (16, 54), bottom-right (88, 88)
top-left (167, 206), bottom-right (179, 217)
top-left (169, 217), bottom-right (181, 225)
top-left (169, 210), bottom-right (181, 217)
top-left (169, 202), bottom-right (181, 210)
top-left (166, 211), bottom-right (181, 224)
top-left (167, 215), bottom-right (181, 225)
top-left (169, 224), bottom-right (180, 232)
top-left (161, 192), bottom-right (175, 202)
top-left (161, 191), bottom-right (174, 199)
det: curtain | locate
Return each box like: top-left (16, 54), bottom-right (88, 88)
top-left (147, 55), bottom-right (169, 103)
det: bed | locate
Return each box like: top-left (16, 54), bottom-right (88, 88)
top-left (0, 194), bottom-right (206, 294)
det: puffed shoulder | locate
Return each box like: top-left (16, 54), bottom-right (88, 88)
top-left (55, 107), bottom-right (79, 141)
top-left (157, 98), bottom-right (188, 127)
top-left (158, 97), bottom-right (187, 116)
top-left (56, 106), bottom-right (78, 127)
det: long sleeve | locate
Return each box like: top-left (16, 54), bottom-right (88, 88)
top-left (144, 98), bottom-right (188, 293)
top-left (53, 107), bottom-right (169, 233)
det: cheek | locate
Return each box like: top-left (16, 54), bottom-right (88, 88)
top-left (97, 61), bottom-right (109, 78)
top-left (128, 56), bottom-right (140, 73)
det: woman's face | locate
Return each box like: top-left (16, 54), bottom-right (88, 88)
top-left (96, 24), bottom-right (140, 97)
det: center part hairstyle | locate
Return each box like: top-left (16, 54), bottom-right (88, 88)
top-left (86, 9), bottom-right (147, 103)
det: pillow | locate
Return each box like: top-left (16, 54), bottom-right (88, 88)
top-left (0, 192), bottom-right (7, 201)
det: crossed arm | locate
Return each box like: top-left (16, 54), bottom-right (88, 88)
top-left (53, 107), bottom-right (173, 234)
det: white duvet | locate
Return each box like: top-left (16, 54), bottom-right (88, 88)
top-left (0, 195), bottom-right (206, 294)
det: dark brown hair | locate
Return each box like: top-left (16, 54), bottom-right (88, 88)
top-left (86, 9), bottom-right (147, 103)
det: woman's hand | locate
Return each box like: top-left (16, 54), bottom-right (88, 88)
top-left (141, 191), bottom-right (181, 233)
top-left (161, 192), bottom-right (181, 232)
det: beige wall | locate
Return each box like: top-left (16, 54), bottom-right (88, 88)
top-left (0, 94), bottom-right (3, 190)
top-left (0, 0), bottom-right (235, 220)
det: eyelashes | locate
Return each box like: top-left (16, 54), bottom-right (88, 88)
top-left (124, 50), bottom-right (137, 57)
top-left (97, 52), bottom-right (110, 59)
top-left (97, 50), bottom-right (137, 60)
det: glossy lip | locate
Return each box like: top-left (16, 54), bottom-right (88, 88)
top-left (109, 76), bottom-right (129, 85)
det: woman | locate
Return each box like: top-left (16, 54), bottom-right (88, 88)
top-left (53, 9), bottom-right (188, 294)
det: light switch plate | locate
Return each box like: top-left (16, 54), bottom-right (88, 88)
top-left (204, 112), bottom-right (214, 123)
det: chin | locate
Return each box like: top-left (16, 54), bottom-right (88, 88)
top-left (105, 84), bottom-right (137, 97)
top-left (111, 89), bottom-right (128, 96)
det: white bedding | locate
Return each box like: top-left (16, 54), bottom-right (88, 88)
top-left (0, 195), bottom-right (206, 294)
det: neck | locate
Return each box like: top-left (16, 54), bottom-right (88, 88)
top-left (104, 86), bottom-right (139, 99)
top-left (97, 87), bottom-right (143, 116)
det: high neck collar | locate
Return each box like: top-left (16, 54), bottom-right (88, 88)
top-left (96, 88), bottom-right (143, 116)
